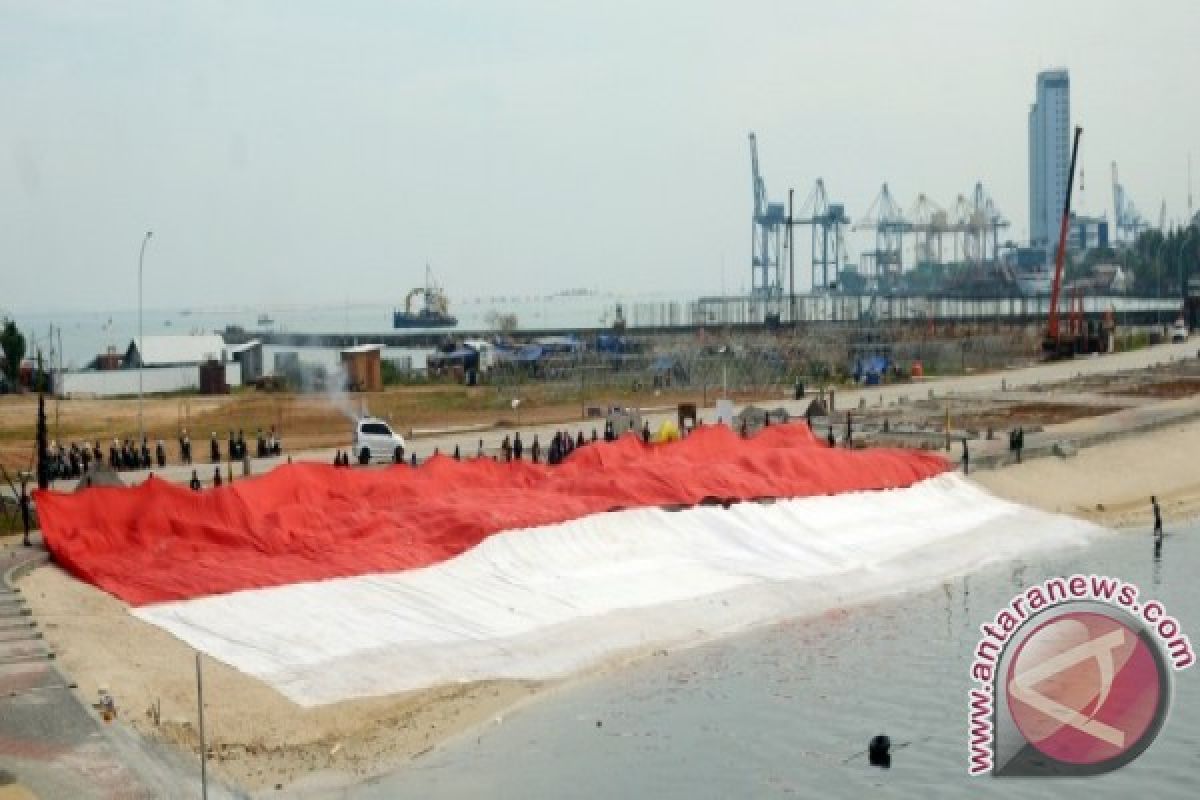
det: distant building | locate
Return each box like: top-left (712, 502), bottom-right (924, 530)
top-left (59, 334), bottom-right (239, 398)
top-left (1029, 69), bottom-right (1070, 251)
top-left (1068, 213), bottom-right (1109, 252)
top-left (124, 334), bottom-right (227, 368)
top-left (228, 340), bottom-right (264, 384)
top-left (340, 344), bottom-right (384, 392)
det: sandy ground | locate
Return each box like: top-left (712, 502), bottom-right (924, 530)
top-left (972, 417), bottom-right (1200, 530)
top-left (18, 566), bottom-right (538, 792)
top-left (17, 407), bottom-right (1200, 794)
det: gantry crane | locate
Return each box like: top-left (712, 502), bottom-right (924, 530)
top-left (748, 133), bottom-right (787, 297)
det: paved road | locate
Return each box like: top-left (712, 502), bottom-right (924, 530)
top-left (59, 339), bottom-right (1196, 490)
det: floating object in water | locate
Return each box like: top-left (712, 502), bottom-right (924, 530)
top-left (868, 734), bottom-right (891, 768)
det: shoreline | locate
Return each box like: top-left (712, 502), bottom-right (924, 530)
top-left (16, 410), bottom-right (1200, 794)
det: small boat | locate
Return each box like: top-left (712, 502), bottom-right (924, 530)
top-left (257, 313), bottom-right (275, 327)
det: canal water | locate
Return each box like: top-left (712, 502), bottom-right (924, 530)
top-left (335, 527), bottom-right (1198, 799)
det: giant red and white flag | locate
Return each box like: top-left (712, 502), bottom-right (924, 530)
top-left (36, 425), bottom-right (1100, 706)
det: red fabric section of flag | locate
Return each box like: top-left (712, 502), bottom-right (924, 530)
top-left (35, 424), bottom-right (948, 605)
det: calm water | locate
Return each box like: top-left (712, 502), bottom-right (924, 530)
top-left (336, 529), bottom-right (1199, 799)
top-left (10, 292), bottom-right (694, 368)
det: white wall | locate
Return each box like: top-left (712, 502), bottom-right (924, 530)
top-left (262, 345), bottom-right (433, 374)
top-left (58, 363), bottom-right (242, 398)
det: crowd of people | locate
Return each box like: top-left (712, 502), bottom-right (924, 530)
top-left (41, 427), bottom-right (285, 482)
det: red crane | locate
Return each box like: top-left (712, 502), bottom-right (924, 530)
top-left (1044, 125), bottom-right (1084, 356)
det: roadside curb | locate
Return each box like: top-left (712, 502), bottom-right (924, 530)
top-left (2, 544), bottom-right (49, 592)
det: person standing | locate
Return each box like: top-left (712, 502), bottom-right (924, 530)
top-left (1015, 427), bottom-right (1025, 464)
top-left (513, 432), bottom-right (524, 461)
top-left (1152, 496), bottom-right (1163, 539)
top-left (19, 481), bottom-right (32, 548)
top-left (501, 435), bottom-right (512, 462)
top-left (531, 435), bottom-right (541, 463)
top-left (213, 466), bottom-right (223, 487)
top-left (477, 439), bottom-right (485, 458)
top-left (826, 427), bottom-right (836, 448)
top-left (961, 437), bottom-right (970, 475)
top-left (189, 470), bottom-right (202, 491)
top-left (211, 432), bottom-right (220, 464)
top-left (155, 439), bottom-right (167, 469)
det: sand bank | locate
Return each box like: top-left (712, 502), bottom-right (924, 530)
top-left (19, 564), bottom-right (537, 791)
top-left (972, 416), bottom-right (1200, 530)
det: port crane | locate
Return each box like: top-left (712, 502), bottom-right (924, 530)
top-left (854, 183), bottom-right (908, 283)
top-left (1112, 162), bottom-right (1149, 243)
top-left (748, 133), bottom-right (787, 298)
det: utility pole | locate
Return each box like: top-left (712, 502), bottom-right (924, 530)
top-left (196, 653), bottom-right (208, 800)
top-left (137, 231), bottom-right (154, 445)
top-left (788, 188), bottom-right (796, 325)
top-left (36, 350), bottom-right (48, 490)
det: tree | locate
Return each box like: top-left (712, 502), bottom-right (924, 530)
top-left (1, 319), bottom-right (25, 386)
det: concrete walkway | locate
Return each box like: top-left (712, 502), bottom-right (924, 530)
top-left (1, 537), bottom-right (242, 799)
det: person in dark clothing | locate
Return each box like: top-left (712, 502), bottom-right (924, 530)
top-left (213, 467), bottom-right (223, 487)
top-left (604, 421), bottom-right (615, 442)
top-left (155, 440), bottom-right (166, 469)
top-left (109, 440), bottom-right (119, 470)
top-left (81, 445), bottom-right (92, 473)
top-left (227, 431), bottom-right (236, 461)
top-left (410, 452), bottom-right (418, 467)
top-left (334, 450), bottom-right (343, 466)
top-left (211, 432), bottom-right (220, 464)
top-left (180, 430), bottom-right (192, 465)
top-left (531, 435), bottom-right (541, 463)
top-left (141, 439), bottom-right (152, 469)
top-left (19, 482), bottom-right (32, 547)
top-left (236, 430), bottom-right (246, 460)
top-left (477, 439), bottom-right (485, 458)
top-left (642, 421), bottom-right (651, 444)
top-left (827, 427), bottom-right (836, 448)
top-left (1015, 427), bottom-right (1025, 464)
top-left (1152, 496), bottom-right (1163, 539)
top-left (501, 435), bottom-right (512, 462)
top-left (591, 428), bottom-right (598, 442)
top-left (453, 445), bottom-right (461, 461)
top-left (961, 438), bottom-right (970, 475)
top-left (563, 431), bottom-right (574, 456)
top-left (548, 433), bottom-right (561, 465)
top-left (576, 431), bottom-right (585, 449)
top-left (189, 470), bottom-right (202, 491)
top-left (394, 445), bottom-right (406, 464)
top-left (256, 429), bottom-right (267, 459)
top-left (513, 433), bottom-right (524, 460)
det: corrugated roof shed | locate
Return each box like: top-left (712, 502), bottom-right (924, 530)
top-left (129, 335), bottom-right (226, 366)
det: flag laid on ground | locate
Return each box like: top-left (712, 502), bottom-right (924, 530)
top-left (35, 425), bottom-right (1101, 706)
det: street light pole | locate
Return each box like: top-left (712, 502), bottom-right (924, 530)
top-left (138, 230), bottom-right (154, 444)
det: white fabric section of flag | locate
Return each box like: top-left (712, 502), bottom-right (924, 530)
top-left (134, 475), bottom-right (1103, 707)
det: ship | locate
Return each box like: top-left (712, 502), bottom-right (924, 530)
top-left (393, 265), bottom-right (458, 329)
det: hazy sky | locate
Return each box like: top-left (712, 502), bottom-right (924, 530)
top-left (3, 0), bottom-right (1198, 312)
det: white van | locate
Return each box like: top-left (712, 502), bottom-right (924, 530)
top-left (353, 417), bottom-right (406, 464)
top-left (1171, 318), bottom-right (1189, 343)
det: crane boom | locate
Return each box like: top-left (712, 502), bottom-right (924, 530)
top-left (1046, 125), bottom-right (1083, 346)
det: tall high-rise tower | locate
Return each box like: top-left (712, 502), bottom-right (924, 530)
top-left (1028, 69), bottom-right (1070, 251)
